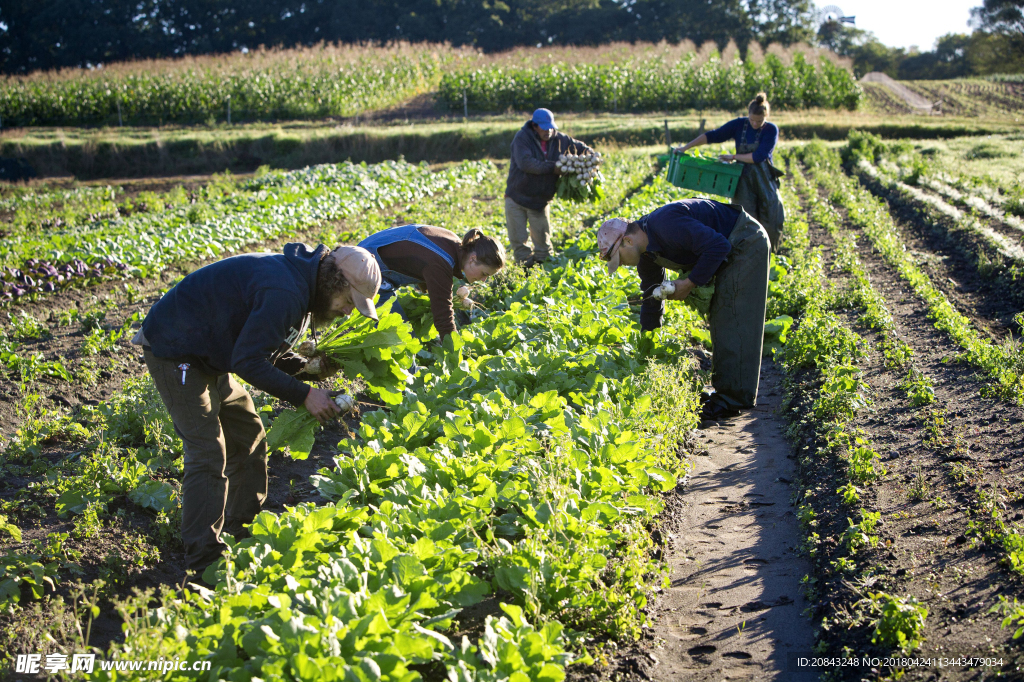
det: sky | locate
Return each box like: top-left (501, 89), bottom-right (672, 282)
top-left (836, 0), bottom-right (979, 50)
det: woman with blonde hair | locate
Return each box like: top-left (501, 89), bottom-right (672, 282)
top-left (674, 92), bottom-right (785, 251)
top-left (358, 225), bottom-right (505, 339)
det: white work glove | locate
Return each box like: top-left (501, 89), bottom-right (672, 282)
top-left (650, 280), bottom-right (676, 301)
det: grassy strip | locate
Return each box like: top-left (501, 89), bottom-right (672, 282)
top-left (797, 143), bottom-right (1024, 404)
top-left (3, 114), bottom-right (1017, 181)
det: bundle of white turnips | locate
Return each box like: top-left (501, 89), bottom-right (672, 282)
top-left (555, 150), bottom-right (605, 203)
top-left (452, 284), bottom-right (486, 319)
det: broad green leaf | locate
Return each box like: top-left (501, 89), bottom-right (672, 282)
top-left (129, 478), bottom-right (178, 513)
top-left (390, 555), bottom-right (427, 587)
top-left (266, 408), bottom-right (317, 459)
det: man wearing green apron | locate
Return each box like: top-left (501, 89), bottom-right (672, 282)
top-left (597, 198), bottom-right (770, 422)
top-left (674, 92), bottom-right (785, 251)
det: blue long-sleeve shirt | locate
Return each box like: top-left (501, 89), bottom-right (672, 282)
top-left (637, 199), bottom-right (740, 331)
top-left (704, 117), bottom-right (778, 164)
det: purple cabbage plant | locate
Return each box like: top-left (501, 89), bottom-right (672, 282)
top-left (0, 257), bottom-right (128, 302)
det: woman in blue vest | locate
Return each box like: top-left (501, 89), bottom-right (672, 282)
top-left (358, 225), bottom-right (505, 338)
top-left (674, 92), bottom-right (785, 251)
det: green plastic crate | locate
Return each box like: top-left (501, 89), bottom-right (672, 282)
top-left (665, 152), bottom-right (743, 198)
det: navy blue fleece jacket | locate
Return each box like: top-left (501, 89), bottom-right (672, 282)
top-left (142, 243), bottom-right (324, 406)
top-left (704, 117), bottom-right (778, 164)
top-left (637, 199), bottom-right (740, 331)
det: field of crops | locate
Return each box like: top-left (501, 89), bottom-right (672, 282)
top-left (0, 41), bottom-right (863, 128)
top-left (438, 50), bottom-right (861, 114)
top-left (0, 43), bottom-right (453, 127)
top-left (861, 79), bottom-right (1024, 118)
top-left (2, 124), bottom-right (1024, 680)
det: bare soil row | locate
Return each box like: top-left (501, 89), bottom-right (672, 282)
top-left (793, 169), bottom-right (1024, 679)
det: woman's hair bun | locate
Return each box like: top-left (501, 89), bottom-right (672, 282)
top-left (748, 92), bottom-right (770, 115)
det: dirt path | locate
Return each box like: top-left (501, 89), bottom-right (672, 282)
top-left (861, 72), bottom-right (935, 113)
top-left (648, 362), bottom-right (819, 681)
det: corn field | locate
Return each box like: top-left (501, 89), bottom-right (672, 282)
top-left (0, 41), bottom-right (862, 128)
top-left (439, 51), bottom-right (863, 113)
top-left (0, 43), bottom-right (456, 127)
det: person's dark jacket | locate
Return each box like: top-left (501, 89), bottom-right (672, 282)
top-left (142, 242), bottom-right (325, 406)
top-left (505, 122), bottom-right (591, 210)
top-left (637, 199), bottom-right (741, 331)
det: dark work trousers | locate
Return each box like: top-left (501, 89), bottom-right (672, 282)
top-left (144, 350), bottom-right (268, 572)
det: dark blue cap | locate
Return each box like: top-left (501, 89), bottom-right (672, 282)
top-left (531, 108), bottom-right (557, 130)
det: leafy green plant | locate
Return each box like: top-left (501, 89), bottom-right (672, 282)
top-left (0, 552), bottom-right (59, 604)
top-left (881, 336), bottom-right (914, 369)
top-left (266, 306), bottom-right (422, 459)
top-left (7, 311), bottom-right (50, 340)
top-left (813, 364), bottom-right (871, 420)
top-left (0, 514), bottom-right (22, 543)
top-left (991, 596), bottom-right (1024, 639)
top-left (838, 482), bottom-right (861, 506)
top-left (908, 466), bottom-right (931, 501)
top-left (81, 317), bottom-right (136, 356)
top-left (71, 501), bottom-right (105, 540)
top-left (843, 509), bottom-right (881, 553)
top-left (862, 592), bottom-right (928, 652)
top-left (900, 370), bottom-right (936, 407)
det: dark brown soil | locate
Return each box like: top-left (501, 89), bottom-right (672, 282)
top-left (794, 179), bottom-right (1024, 679)
top-left (854, 167), bottom-right (1024, 336)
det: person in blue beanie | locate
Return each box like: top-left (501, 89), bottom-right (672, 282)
top-left (505, 108), bottom-right (592, 267)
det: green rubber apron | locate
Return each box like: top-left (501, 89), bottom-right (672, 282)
top-left (647, 206), bottom-right (771, 409)
top-left (732, 119), bottom-right (786, 252)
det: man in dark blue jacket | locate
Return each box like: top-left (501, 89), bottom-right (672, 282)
top-left (132, 243), bottom-right (381, 581)
top-left (597, 199), bottom-right (770, 422)
top-left (505, 108), bottom-right (592, 266)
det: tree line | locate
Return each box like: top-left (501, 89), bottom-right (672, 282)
top-left (0, 0), bottom-right (814, 74)
top-left (821, 0), bottom-right (1024, 79)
